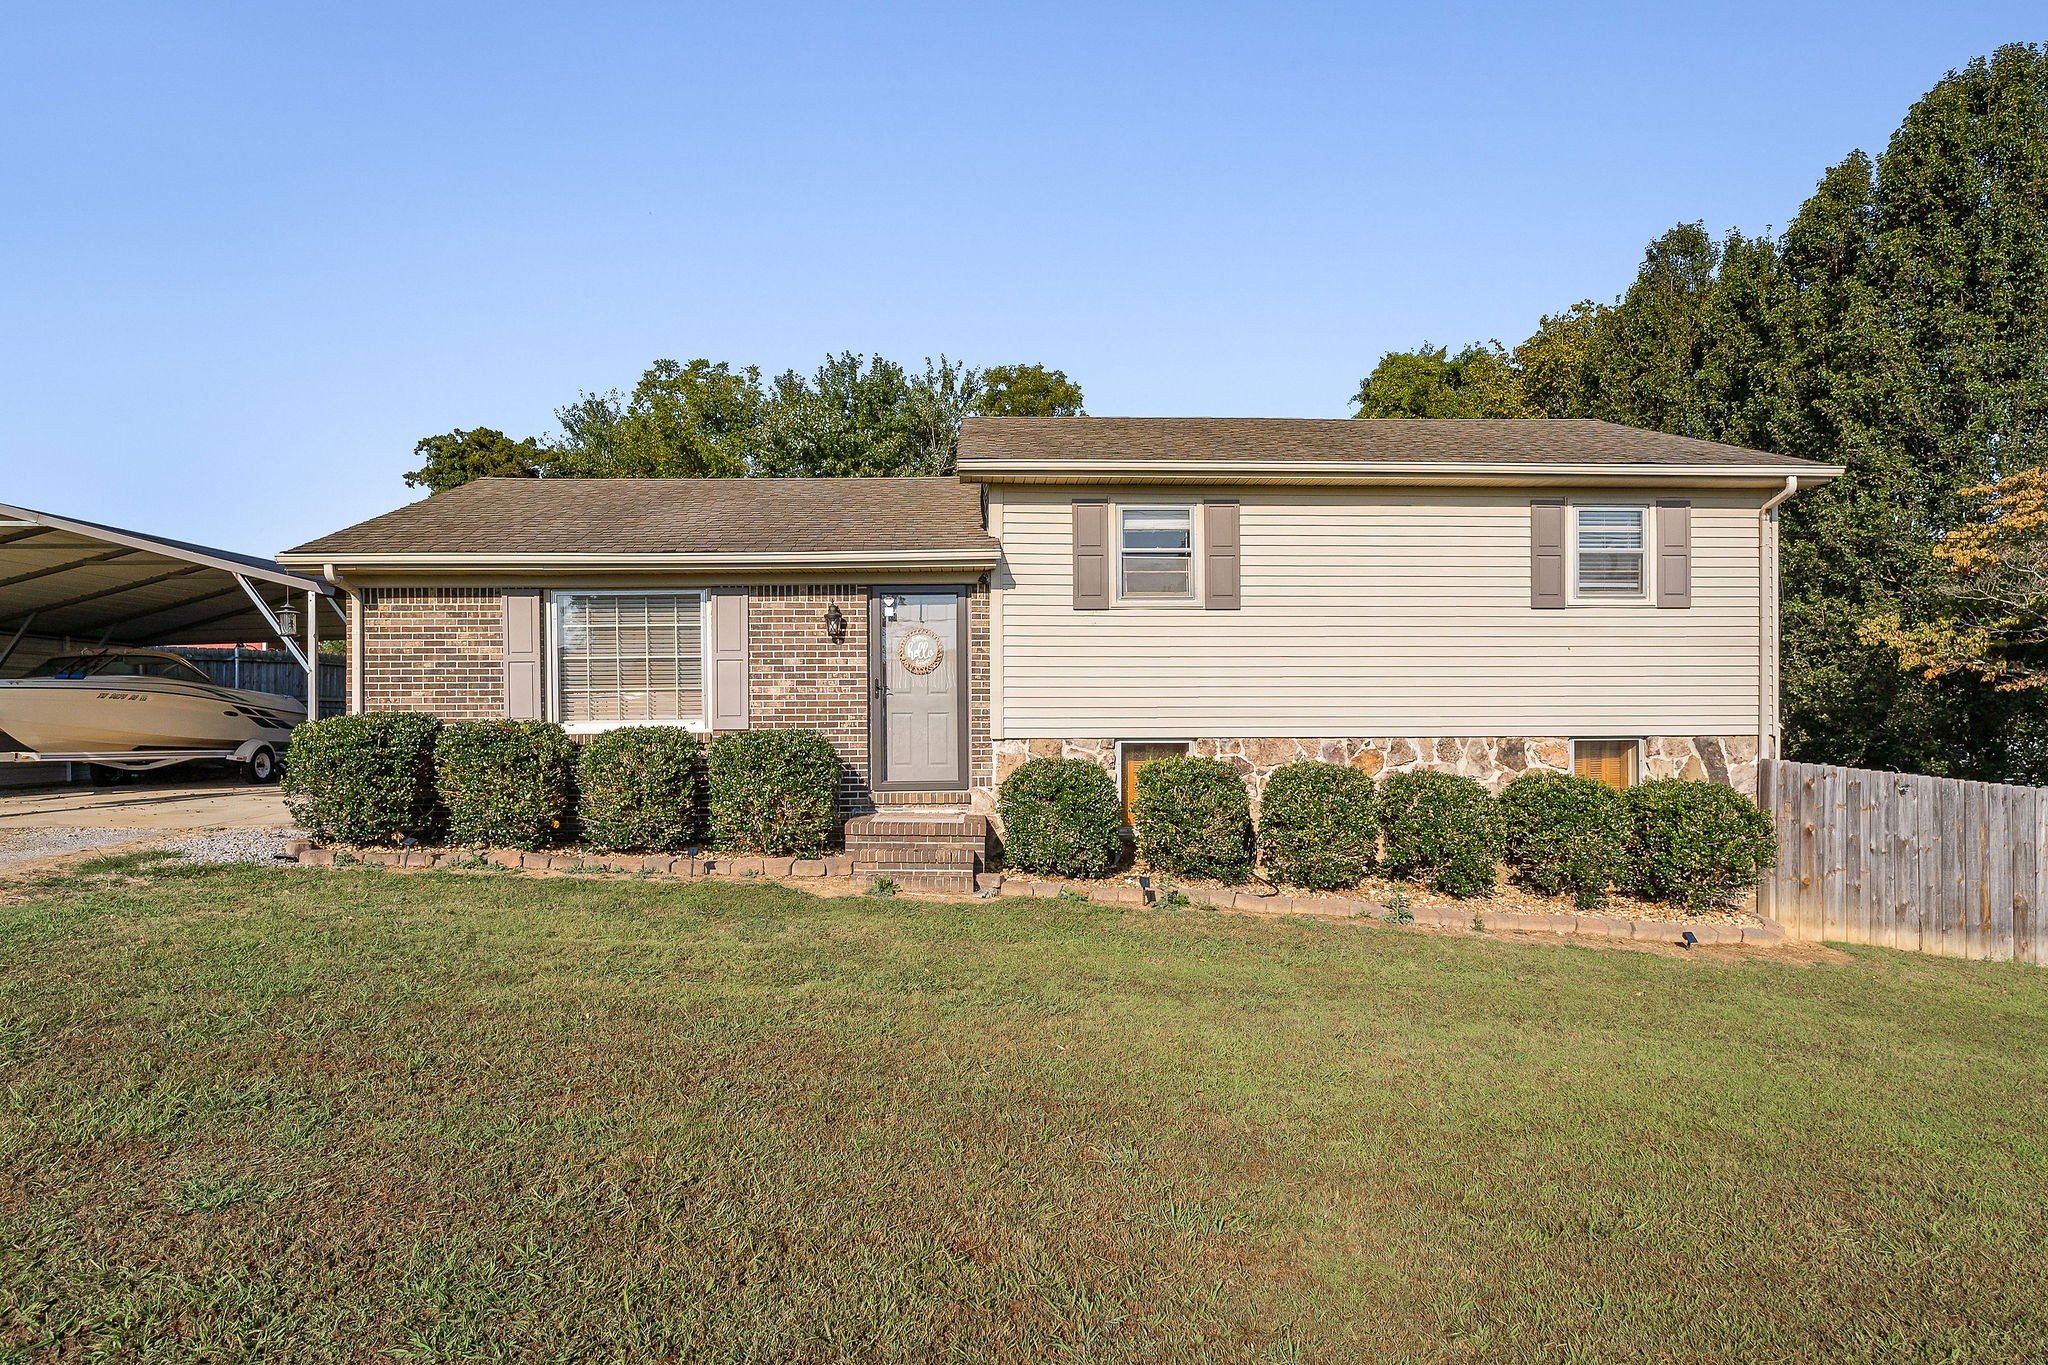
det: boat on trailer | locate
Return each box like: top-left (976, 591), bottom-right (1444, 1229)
top-left (0, 648), bottom-right (303, 782)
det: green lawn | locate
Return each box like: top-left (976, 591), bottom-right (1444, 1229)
top-left (3, 858), bottom-right (2047, 1362)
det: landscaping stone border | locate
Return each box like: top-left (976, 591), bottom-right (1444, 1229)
top-left (283, 842), bottom-right (1785, 948)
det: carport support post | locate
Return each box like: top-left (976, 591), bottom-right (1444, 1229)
top-left (305, 588), bottom-right (318, 719)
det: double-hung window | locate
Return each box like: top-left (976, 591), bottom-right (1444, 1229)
top-left (553, 591), bottom-right (706, 731)
top-left (1574, 506), bottom-right (1647, 600)
top-left (1119, 506), bottom-right (1194, 600)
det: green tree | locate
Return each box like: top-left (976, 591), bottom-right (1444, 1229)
top-left (1350, 343), bottom-right (1528, 418)
top-left (545, 359), bottom-right (765, 478)
top-left (1511, 301), bottom-right (1606, 418)
top-left (403, 428), bottom-right (544, 494)
top-left (754, 353), bottom-right (921, 478)
top-left (978, 364), bottom-right (1085, 416)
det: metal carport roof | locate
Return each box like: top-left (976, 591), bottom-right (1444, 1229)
top-left (0, 501), bottom-right (334, 665)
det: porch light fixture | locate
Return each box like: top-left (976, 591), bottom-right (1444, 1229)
top-left (824, 603), bottom-right (846, 643)
top-left (275, 605), bottom-right (300, 638)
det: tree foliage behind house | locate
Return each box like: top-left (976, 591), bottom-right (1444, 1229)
top-left (1353, 44), bottom-right (2048, 782)
top-left (406, 357), bottom-right (1083, 493)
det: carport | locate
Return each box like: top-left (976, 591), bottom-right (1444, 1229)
top-left (0, 501), bottom-right (338, 709)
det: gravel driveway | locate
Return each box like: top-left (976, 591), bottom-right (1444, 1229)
top-left (0, 780), bottom-right (303, 870)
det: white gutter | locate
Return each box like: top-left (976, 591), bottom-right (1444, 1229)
top-left (1758, 476), bottom-right (1799, 766)
top-left (322, 562), bottom-right (364, 715)
top-left (956, 459), bottom-right (1846, 483)
top-left (276, 548), bottom-right (1003, 572)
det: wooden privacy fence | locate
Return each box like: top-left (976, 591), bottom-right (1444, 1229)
top-left (1758, 757), bottom-right (2045, 965)
top-left (172, 647), bottom-right (345, 719)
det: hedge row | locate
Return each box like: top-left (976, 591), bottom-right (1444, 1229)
top-left (283, 715), bottom-right (841, 856)
top-left (996, 757), bottom-right (1775, 908)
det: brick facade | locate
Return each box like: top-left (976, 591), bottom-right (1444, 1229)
top-left (359, 586), bottom-right (504, 718)
top-left (744, 584), bottom-right (873, 811)
top-left (742, 579), bottom-right (993, 813)
top-left (356, 579), bottom-right (993, 812)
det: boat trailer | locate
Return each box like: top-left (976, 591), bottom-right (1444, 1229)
top-left (2, 738), bottom-right (282, 783)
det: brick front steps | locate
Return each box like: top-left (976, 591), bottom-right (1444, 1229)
top-left (844, 813), bottom-right (989, 896)
top-left (282, 841), bottom-right (1782, 948)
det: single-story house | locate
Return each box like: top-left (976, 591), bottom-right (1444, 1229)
top-left (277, 418), bottom-right (1840, 834)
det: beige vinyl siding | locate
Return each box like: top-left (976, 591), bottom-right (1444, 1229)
top-left (991, 486), bottom-right (1764, 737)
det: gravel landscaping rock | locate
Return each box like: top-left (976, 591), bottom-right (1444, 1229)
top-left (0, 824), bottom-right (306, 867)
top-left (0, 826), bottom-right (157, 864)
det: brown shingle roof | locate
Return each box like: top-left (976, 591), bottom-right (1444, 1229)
top-left (282, 476), bottom-right (997, 560)
top-left (956, 417), bottom-right (1832, 470)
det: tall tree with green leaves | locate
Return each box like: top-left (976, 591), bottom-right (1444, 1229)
top-left (404, 428), bottom-right (544, 493)
top-left (545, 359), bottom-right (766, 478)
top-left (979, 364), bottom-right (1085, 416)
top-left (753, 353), bottom-right (925, 478)
top-left (1351, 343), bottom-right (1527, 418)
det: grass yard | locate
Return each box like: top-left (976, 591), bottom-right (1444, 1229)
top-left (3, 858), bottom-right (2048, 1362)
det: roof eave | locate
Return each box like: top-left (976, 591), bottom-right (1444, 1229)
top-left (954, 459), bottom-right (1844, 487)
top-left (275, 547), bottom-right (1004, 573)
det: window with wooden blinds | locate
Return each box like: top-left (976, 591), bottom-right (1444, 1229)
top-left (1119, 741), bottom-right (1189, 826)
top-left (1572, 739), bottom-right (1640, 789)
top-left (553, 591), bottom-right (706, 730)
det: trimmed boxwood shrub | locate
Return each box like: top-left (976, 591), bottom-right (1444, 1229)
top-left (281, 711), bottom-right (442, 845)
top-left (1134, 755), bottom-right (1254, 884)
top-left (997, 757), bottom-right (1125, 878)
top-left (434, 720), bottom-right (578, 849)
top-left (1621, 778), bottom-right (1777, 909)
top-left (1258, 761), bottom-right (1378, 890)
top-left (1498, 770), bottom-right (1626, 907)
top-left (707, 728), bottom-right (841, 857)
top-left (576, 726), bottom-right (705, 852)
top-left (1379, 770), bottom-right (1503, 897)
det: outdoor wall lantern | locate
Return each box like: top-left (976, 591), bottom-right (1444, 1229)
top-left (823, 603), bottom-right (847, 643)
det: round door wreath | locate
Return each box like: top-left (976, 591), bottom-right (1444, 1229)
top-left (896, 627), bottom-right (944, 674)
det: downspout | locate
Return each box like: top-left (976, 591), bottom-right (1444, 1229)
top-left (322, 564), bottom-right (363, 715)
top-left (1757, 477), bottom-right (1798, 766)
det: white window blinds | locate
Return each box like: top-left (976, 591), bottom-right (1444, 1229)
top-left (554, 592), bottom-right (705, 726)
top-left (1574, 507), bottom-right (1646, 597)
top-left (1119, 506), bottom-right (1194, 598)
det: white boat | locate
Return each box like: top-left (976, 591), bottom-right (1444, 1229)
top-left (0, 649), bottom-right (304, 757)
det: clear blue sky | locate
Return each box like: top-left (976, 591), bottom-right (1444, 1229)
top-left (2, 2), bottom-right (2039, 553)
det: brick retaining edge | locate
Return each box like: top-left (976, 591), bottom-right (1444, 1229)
top-left (283, 841), bottom-right (1784, 948)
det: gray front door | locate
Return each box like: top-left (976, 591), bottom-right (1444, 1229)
top-left (877, 590), bottom-right (962, 788)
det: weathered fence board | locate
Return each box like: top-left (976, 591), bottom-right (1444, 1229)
top-left (172, 647), bottom-right (345, 720)
top-left (1759, 758), bottom-right (2047, 965)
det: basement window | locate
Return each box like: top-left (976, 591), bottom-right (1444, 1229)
top-left (1572, 739), bottom-right (1641, 789)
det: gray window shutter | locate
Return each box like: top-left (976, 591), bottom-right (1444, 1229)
top-left (1656, 500), bottom-right (1692, 609)
top-left (1073, 500), bottom-right (1111, 610)
top-left (1530, 499), bottom-right (1567, 609)
top-left (711, 589), bottom-right (749, 729)
top-left (1203, 501), bottom-right (1241, 610)
top-left (503, 589), bottom-right (543, 719)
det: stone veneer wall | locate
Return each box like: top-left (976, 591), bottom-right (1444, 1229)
top-left (992, 735), bottom-right (1760, 809)
top-left (359, 586), bottom-right (505, 719)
